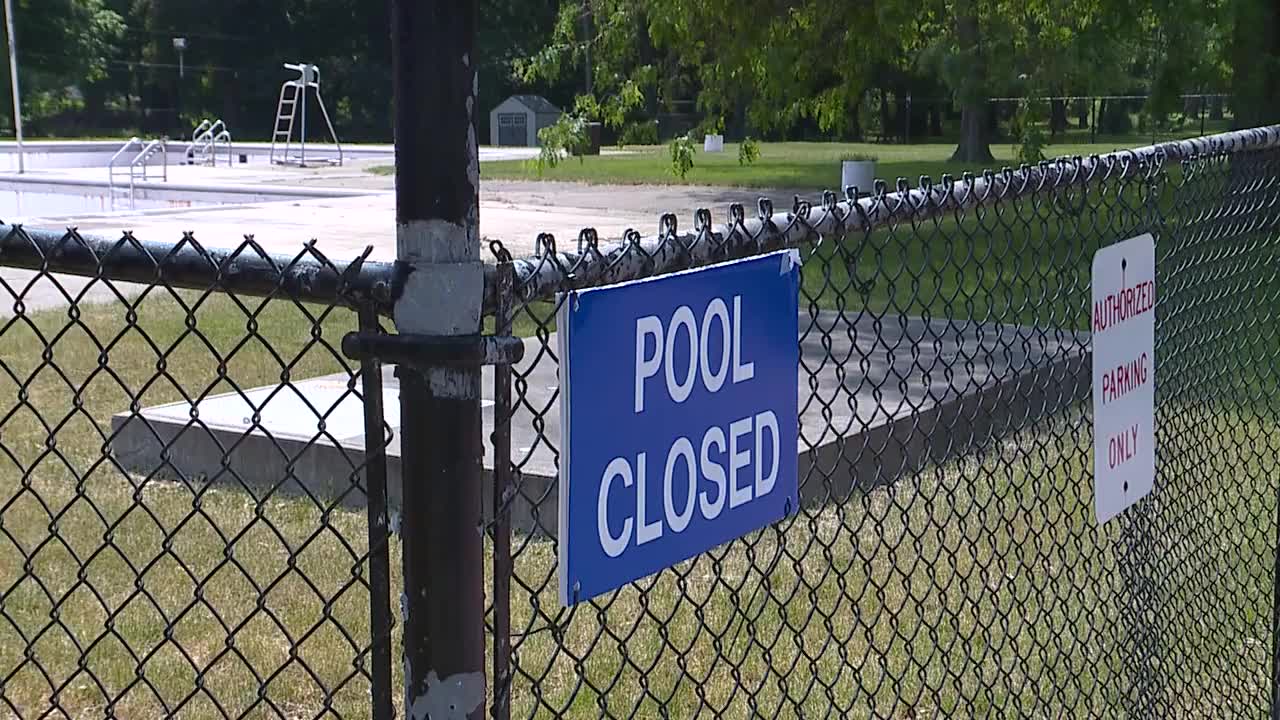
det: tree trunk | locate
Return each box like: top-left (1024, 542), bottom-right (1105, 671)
top-left (949, 3), bottom-right (993, 163)
top-left (879, 89), bottom-right (892, 141)
top-left (222, 72), bottom-right (241, 134)
top-left (896, 92), bottom-right (910, 142)
top-left (581, 0), bottom-right (594, 95)
top-left (1050, 98), bottom-right (1068, 136)
top-left (951, 100), bottom-right (994, 162)
top-left (1229, 0), bottom-right (1280, 127)
top-left (733, 96), bottom-right (748, 140)
top-left (1076, 99), bottom-right (1089, 128)
top-left (1210, 95), bottom-right (1224, 120)
top-left (83, 82), bottom-right (108, 130)
top-left (846, 94), bottom-right (862, 141)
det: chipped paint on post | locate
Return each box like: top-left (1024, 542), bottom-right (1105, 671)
top-left (405, 670), bottom-right (486, 720)
top-left (391, 1), bottom-right (487, 717)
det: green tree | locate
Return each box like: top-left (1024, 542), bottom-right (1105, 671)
top-left (0, 0), bottom-right (125, 131)
top-left (1228, 0), bottom-right (1280, 127)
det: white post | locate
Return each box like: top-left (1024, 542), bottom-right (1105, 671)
top-left (4, 0), bottom-right (23, 174)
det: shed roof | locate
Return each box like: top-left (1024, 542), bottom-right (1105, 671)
top-left (508, 95), bottom-right (562, 115)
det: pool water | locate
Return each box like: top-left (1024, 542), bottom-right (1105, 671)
top-left (0, 187), bottom-right (210, 222)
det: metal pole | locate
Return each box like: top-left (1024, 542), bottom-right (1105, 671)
top-left (491, 263), bottom-right (514, 720)
top-left (1090, 98), bottom-right (1098, 144)
top-left (357, 306), bottom-right (395, 720)
top-left (3, 0), bottom-right (23, 174)
top-left (904, 93), bottom-right (911, 144)
top-left (392, 1), bottom-right (485, 719)
top-left (300, 68), bottom-right (308, 168)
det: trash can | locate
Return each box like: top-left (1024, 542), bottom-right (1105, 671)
top-left (579, 122), bottom-right (603, 156)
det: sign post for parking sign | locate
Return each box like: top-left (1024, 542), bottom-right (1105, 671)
top-left (557, 250), bottom-right (801, 605)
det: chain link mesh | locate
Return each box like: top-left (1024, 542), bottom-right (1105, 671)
top-left (488, 143), bottom-right (1280, 718)
top-left (0, 228), bottom-right (396, 719)
top-left (0, 131), bottom-right (1275, 720)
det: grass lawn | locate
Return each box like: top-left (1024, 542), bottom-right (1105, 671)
top-left (1, 211), bottom-right (1276, 717)
top-left (503, 403), bottom-right (1276, 717)
top-left (381, 123), bottom-right (1236, 191)
top-left (0, 292), bottom-right (381, 718)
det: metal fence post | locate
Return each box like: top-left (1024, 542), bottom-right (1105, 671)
top-left (358, 305), bottom-right (395, 720)
top-left (391, 1), bottom-right (486, 719)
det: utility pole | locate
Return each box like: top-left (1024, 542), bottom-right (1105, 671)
top-left (4, 0), bottom-right (23, 174)
top-left (391, 1), bottom-right (485, 719)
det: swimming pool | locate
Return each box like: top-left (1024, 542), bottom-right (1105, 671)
top-left (0, 176), bottom-right (377, 223)
top-left (0, 140), bottom-right (383, 172)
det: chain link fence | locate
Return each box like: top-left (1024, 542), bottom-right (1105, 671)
top-left (0, 125), bottom-right (1276, 719)
top-left (487, 126), bottom-right (1280, 718)
top-left (0, 228), bottom-right (398, 719)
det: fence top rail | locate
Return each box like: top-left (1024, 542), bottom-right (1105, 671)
top-left (0, 223), bottom-right (402, 315)
top-left (485, 124), bottom-right (1280, 312)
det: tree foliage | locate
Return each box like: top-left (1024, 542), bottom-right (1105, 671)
top-left (0, 0), bottom-right (1269, 144)
top-left (522, 0), bottom-right (1257, 161)
top-left (0, 0), bottom-right (124, 124)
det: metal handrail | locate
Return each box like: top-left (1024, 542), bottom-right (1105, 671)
top-left (190, 119), bottom-right (212, 143)
top-left (212, 130), bottom-right (233, 166)
top-left (131, 138), bottom-right (167, 182)
top-left (107, 137), bottom-right (143, 208)
top-left (187, 119), bottom-right (228, 165)
top-left (108, 137), bottom-right (142, 175)
top-left (107, 137), bottom-right (167, 210)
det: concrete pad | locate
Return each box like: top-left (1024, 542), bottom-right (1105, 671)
top-left (0, 188), bottom-right (657, 316)
top-left (14, 187), bottom-right (656, 263)
top-left (110, 311), bottom-right (1089, 534)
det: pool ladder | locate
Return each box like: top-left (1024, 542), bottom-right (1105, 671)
top-left (108, 137), bottom-right (168, 211)
top-left (270, 63), bottom-right (343, 167)
top-left (186, 119), bottom-right (233, 167)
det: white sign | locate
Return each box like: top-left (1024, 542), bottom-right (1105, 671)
top-left (1091, 233), bottom-right (1156, 523)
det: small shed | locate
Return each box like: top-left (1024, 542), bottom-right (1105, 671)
top-left (490, 95), bottom-right (563, 147)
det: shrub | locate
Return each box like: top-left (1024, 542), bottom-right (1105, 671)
top-left (1011, 99), bottom-right (1048, 164)
top-left (618, 121), bottom-right (659, 147)
top-left (1099, 101), bottom-right (1134, 134)
top-left (738, 137), bottom-right (761, 166)
top-left (528, 115), bottom-right (587, 175)
top-left (669, 135), bottom-right (696, 179)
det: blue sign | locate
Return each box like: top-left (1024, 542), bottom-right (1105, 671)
top-left (557, 250), bottom-right (800, 605)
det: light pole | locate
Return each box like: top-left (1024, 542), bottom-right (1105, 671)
top-left (4, 0), bottom-right (24, 173)
top-left (172, 37), bottom-right (186, 78)
top-left (172, 37), bottom-right (186, 134)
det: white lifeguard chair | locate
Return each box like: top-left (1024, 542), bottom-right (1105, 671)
top-left (270, 63), bottom-right (343, 167)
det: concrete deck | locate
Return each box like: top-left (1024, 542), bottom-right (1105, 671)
top-left (0, 154), bottom-right (667, 315)
top-left (110, 311), bottom-right (1090, 535)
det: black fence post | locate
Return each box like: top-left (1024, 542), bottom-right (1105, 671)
top-left (391, 1), bottom-right (486, 720)
top-left (358, 305), bottom-right (394, 720)
top-left (491, 263), bottom-right (514, 720)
